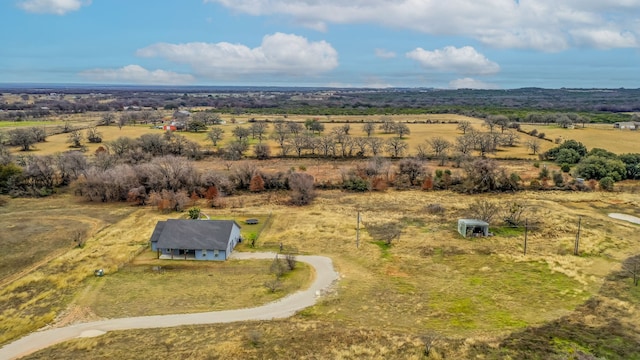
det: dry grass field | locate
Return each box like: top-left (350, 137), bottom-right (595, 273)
top-left (6, 113), bottom-right (639, 163)
top-left (10, 187), bottom-right (640, 359)
top-left (3, 112), bottom-right (640, 358)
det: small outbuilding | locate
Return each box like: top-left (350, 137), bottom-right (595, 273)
top-left (458, 219), bottom-right (489, 238)
top-left (150, 219), bottom-right (241, 261)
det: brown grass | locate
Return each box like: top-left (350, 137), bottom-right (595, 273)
top-left (4, 186), bottom-right (640, 357)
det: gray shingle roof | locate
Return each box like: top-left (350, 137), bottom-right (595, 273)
top-left (151, 219), bottom-right (239, 250)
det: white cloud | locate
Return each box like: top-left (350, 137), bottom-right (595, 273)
top-left (17, 0), bottom-right (90, 15)
top-left (570, 28), bottom-right (638, 49)
top-left (205, 0), bottom-right (640, 51)
top-left (406, 46), bottom-right (500, 75)
top-left (375, 48), bottom-right (396, 59)
top-left (80, 65), bottom-right (195, 85)
top-left (136, 33), bottom-right (338, 79)
top-left (449, 78), bottom-right (499, 89)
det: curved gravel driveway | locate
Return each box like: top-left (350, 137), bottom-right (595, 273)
top-left (0, 252), bottom-right (338, 360)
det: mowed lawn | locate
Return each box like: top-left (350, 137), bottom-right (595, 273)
top-left (78, 254), bottom-right (312, 318)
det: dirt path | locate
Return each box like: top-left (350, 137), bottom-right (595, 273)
top-left (0, 252), bottom-right (339, 360)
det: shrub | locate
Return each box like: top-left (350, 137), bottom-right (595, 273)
top-left (552, 172), bottom-right (564, 187)
top-left (560, 163), bottom-right (571, 173)
top-left (538, 166), bottom-right (550, 180)
top-left (425, 203), bottom-right (445, 214)
top-left (599, 177), bottom-right (614, 191)
top-left (529, 179), bottom-right (542, 190)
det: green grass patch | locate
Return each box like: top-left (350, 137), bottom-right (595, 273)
top-left (371, 241), bottom-right (392, 259)
top-left (491, 226), bottom-right (525, 237)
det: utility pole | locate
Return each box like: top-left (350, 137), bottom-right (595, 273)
top-left (574, 216), bottom-right (582, 256)
top-left (523, 218), bottom-right (528, 256)
top-left (356, 211), bottom-right (361, 248)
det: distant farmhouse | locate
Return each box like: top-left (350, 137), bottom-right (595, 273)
top-left (163, 110), bottom-right (191, 131)
top-left (613, 122), bottom-right (640, 130)
top-left (150, 219), bottom-right (241, 261)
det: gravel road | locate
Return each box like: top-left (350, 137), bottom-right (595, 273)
top-left (0, 252), bottom-right (338, 360)
top-left (608, 213), bottom-right (640, 224)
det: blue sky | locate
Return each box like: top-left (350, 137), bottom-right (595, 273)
top-left (1, 0), bottom-right (640, 89)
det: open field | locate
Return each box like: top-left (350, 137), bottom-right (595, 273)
top-left (6, 113), bottom-right (639, 163)
top-left (0, 195), bottom-right (135, 284)
top-left (76, 254), bottom-right (311, 318)
top-left (11, 188), bottom-right (640, 359)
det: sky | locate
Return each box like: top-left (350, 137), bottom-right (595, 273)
top-left (1, 0), bottom-right (640, 89)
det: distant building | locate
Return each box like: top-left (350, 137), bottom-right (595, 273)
top-left (613, 122), bottom-right (639, 130)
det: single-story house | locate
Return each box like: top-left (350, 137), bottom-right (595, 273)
top-left (458, 219), bottom-right (489, 238)
top-left (150, 219), bottom-right (241, 261)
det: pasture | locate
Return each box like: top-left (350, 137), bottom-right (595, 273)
top-left (5, 113), bottom-right (639, 163)
top-left (2, 111), bottom-right (640, 358)
top-left (4, 187), bottom-right (640, 358)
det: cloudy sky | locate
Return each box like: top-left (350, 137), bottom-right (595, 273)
top-left (1, 0), bottom-right (640, 89)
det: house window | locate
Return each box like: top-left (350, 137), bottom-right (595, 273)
top-left (202, 250), bottom-right (207, 257)
top-left (214, 249), bottom-right (219, 257)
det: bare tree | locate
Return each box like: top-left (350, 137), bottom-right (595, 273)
top-left (317, 136), bottom-right (336, 158)
top-left (289, 172), bottom-right (315, 205)
top-left (502, 130), bottom-right (520, 147)
top-left (284, 253), bottom-right (297, 270)
top-left (101, 112), bottom-right (115, 126)
top-left (476, 133), bottom-right (497, 157)
top-left (467, 199), bottom-right (500, 223)
top-left (368, 137), bottom-right (384, 157)
top-left (286, 122), bottom-right (304, 136)
top-left (206, 127), bottom-right (225, 146)
top-left (271, 121), bottom-right (290, 149)
top-left (397, 158), bottom-right (425, 186)
top-left (455, 134), bottom-right (474, 155)
top-left (525, 139), bottom-right (542, 155)
top-left (353, 137), bottom-right (369, 157)
top-left (456, 120), bottom-right (472, 134)
top-left (289, 135), bottom-right (309, 157)
top-left (365, 221), bottom-right (403, 245)
top-left (254, 143), bottom-right (271, 160)
top-left (420, 334), bottom-right (440, 357)
top-left (67, 129), bottom-right (84, 148)
top-left (362, 122), bottom-right (375, 137)
top-left (86, 126), bottom-right (102, 143)
top-left (8, 128), bottom-right (37, 151)
top-left (492, 115), bottom-right (510, 133)
top-left (379, 116), bottom-right (395, 133)
top-left (250, 122), bottom-right (269, 142)
top-left (395, 123), bottom-right (411, 139)
top-left (428, 137), bottom-right (452, 166)
top-left (263, 278), bottom-right (282, 293)
top-left (108, 136), bottom-right (136, 158)
top-left (232, 126), bottom-right (250, 142)
top-left (385, 138), bottom-right (408, 158)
